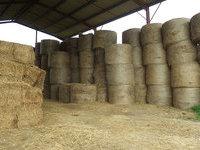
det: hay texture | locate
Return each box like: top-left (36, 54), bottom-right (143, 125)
top-left (108, 85), bottom-right (134, 105)
top-left (71, 68), bottom-right (80, 83)
top-left (80, 68), bottom-right (93, 84)
top-left (79, 50), bottom-right (94, 68)
top-left (70, 52), bottom-right (79, 69)
top-left (96, 86), bottom-right (108, 102)
top-left (49, 51), bottom-right (70, 68)
top-left (122, 28), bottom-right (141, 47)
top-left (70, 83), bottom-right (97, 103)
top-left (50, 68), bottom-right (71, 84)
top-left (162, 18), bottom-right (190, 48)
top-left (40, 39), bottom-right (59, 55)
top-left (134, 67), bottom-right (146, 85)
top-left (171, 62), bottom-right (200, 88)
top-left (132, 46), bottom-right (143, 67)
top-left (93, 48), bottom-right (105, 65)
top-left (93, 65), bottom-right (107, 85)
top-left (58, 84), bottom-right (71, 103)
top-left (50, 84), bottom-right (60, 100)
top-left (173, 88), bottom-right (200, 109)
top-left (146, 64), bottom-right (170, 85)
top-left (147, 85), bottom-right (172, 106)
top-left (142, 43), bottom-right (166, 65)
top-left (190, 13), bottom-right (200, 43)
top-left (140, 23), bottom-right (162, 46)
top-left (78, 34), bottom-right (93, 51)
top-left (134, 85), bottom-right (147, 103)
top-left (167, 40), bottom-right (198, 65)
top-left (105, 44), bottom-right (132, 64)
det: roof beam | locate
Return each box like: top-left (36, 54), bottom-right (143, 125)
top-left (37, 2), bottom-right (91, 28)
top-left (0, 0), bottom-right (28, 5)
top-left (0, 0), bottom-right (15, 17)
top-left (13, 0), bottom-right (38, 21)
top-left (56, 0), bottom-right (130, 34)
top-left (42, 0), bottom-right (96, 30)
top-left (33, 0), bottom-right (67, 22)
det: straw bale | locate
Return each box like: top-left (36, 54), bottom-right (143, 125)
top-left (190, 13), bottom-right (200, 43)
top-left (142, 43), bottom-right (167, 65)
top-left (23, 65), bottom-right (46, 89)
top-left (140, 23), bottom-right (162, 46)
top-left (40, 39), bottom-right (59, 55)
top-left (106, 64), bottom-right (134, 86)
top-left (93, 48), bottom-right (105, 65)
top-left (17, 103), bottom-right (43, 128)
top-left (58, 84), bottom-right (71, 103)
top-left (105, 44), bottom-right (132, 64)
top-left (162, 18), bottom-right (190, 48)
top-left (173, 88), bottom-right (200, 109)
top-left (50, 84), bottom-right (60, 100)
top-left (134, 85), bottom-right (147, 103)
top-left (167, 40), bottom-right (197, 65)
top-left (134, 66), bottom-right (145, 85)
top-left (93, 30), bottom-right (117, 49)
top-left (49, 51), bottom-right (70, 68)
top-left (96, 86), bottom-right (107, 102)
top-left (147, 85), bottom-right (172, 106)
top-left (94, 64), bottom-right (106, 85)
top-left (24, 87), bottom-right (43, 104)
top-left (70, 52), bottom-right (79, 69)
top-left (80, 67), bottom-right (93, 84)
top-left (50, 68), bottom-right (71, 84)
top-left (79, 50), bottom-right (94, 68)
top-left (71, 68), bottom-right (80, 83)
top-left (122, 28), bottom-right (141, 47)
top-left (146, 64), bottom-right (170, 85)
top-left (70, 83), bottom-right (97, 103)
top-left (108, 85), bottom-right (134, 105)
top-left (0, 40), bottom-right (14, 59)
top-left (132, 46), bottom-right (143, 67)
top-left (171, 62), bottom-right (200, 88)
top-left (78, 34), bottom-right (93, 51)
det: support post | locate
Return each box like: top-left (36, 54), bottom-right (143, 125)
top-left (145, 7), bottom-right (150, 24)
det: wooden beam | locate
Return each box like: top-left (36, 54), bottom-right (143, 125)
top-left (0, 0), bottom-right (15, 17)
top-left (0, 0), bottom-right (28, 5)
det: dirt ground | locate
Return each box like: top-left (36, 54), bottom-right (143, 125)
top-left (1, 100), bottom-right (200, 150)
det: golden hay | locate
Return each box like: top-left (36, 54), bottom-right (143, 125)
top-left (49, 51), bottom-right (70, 68)
top-left (79, 50), bottom-right (94, 68)
top-left (78, 34), bottom-right (93, 51)
top-left (80, 67), bottom-right (94, 84)
top-left (190, 13), bottom-right (200, 43)
top-left (96, 86), bottom-right (108, 102)
top-left (50, 68), bottom-right (71, 84)
top-left (122, 28), bottom-right (141, 47)
top-left (0, 40), bottom-right (14, 59)
top-left (134, 85), bottom-right (147, 103)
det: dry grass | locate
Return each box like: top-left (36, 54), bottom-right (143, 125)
top-left (0, 101), bottom-right (200, 149)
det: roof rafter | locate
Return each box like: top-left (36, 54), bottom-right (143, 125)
top-left (0, 0), bottom-right (15, 17)
top-left (0, 0), bottom-right (28, 5)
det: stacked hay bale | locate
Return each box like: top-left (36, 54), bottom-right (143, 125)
top-left (105, 44), bottom-right (134, 105)
top-left (162, 18), bottom-right (199, 109)
top-left (40, 39), bottom-right (60, 99)
top-left (122, 28), bottom-right (146, 103)
top-left (49, 51), bottom-right (71, 100)
top-left (34, 42), bottom-right (41, 67)
top-left (0, 40), bottom-right (45, 129)
top-left (93, 30), bottom-right (117, 102)
top-left (60, 38), bottom-right (80, 83)
top-left (141, 23), bottom-right (172, 106)
top-left (78, 34), bottom-right (94, 83)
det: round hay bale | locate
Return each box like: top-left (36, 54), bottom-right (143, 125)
top-left (142, 43), bottom-right (166, 65)
top-left (96, 86), bottom-right (107, 102)
top-left (140, 23), bottom-right (162, 46)
top-left (61, 38), bottom-right (78, 52)
top-left (40, 55), bottom-right (49, 70)
top-left (132, 46), bottom-right (143, 67)
top-left (71, 68), bottom-right (80, 83)
top-left (190, 13), bottom-right (200, 43)
top-left (162, 18), bottom-right (190, 48)
top-left (58, 84), bottom-right (71, 103)
top-left (105, 44), bottom-right (132, 64)
top-left (80, 67), bottom-right (93, 84)
top-left (94, 64), bottom-right (106, 85)
top-left (146, 64), bottom-right (170, 85)
top-left (70, 83), bottom-right (97, 103)
top-left (122, 28), bottom-right (141, 47)
top-left (93, 48), bottom-right (105, 65)
top-left (106, 64), bottom-right (134, 86)
top-left (50, 84), bottom-right (60, 100)
top-left (93, 30), bottom-right (117, 49)
top-left (49, 51), bottom-right (70, 68)
top-left (134, 85), bottom-right (147, 103)
top-left (13, 43), bottom-right (35, 65)
top-left (197, 45), bottom-right (200, 64)
top-left (108, 85), bottom-right (134, 105)
top-left (147, 85), bottom-right (172, 106)
top-left (70, 52), bottom-right (79, 69)
top-left (78, 34), bottom-right (93, 51)
top-left (79, 50), bottom-right (94, 68)
top-left (50, 68), bottom-right (71, 84)
top-left (43, 84), bottom-right (50, 99)
top-left (134, 66), bottom-right (145, 85)
top-left (173, 88), bottom-right (200, 109)
top-left (171, 62), bottom-right (200, 88)
top-left (167, 40), bottom-right (197, 65)
top-left (40, 39), bottom-right (59, 55)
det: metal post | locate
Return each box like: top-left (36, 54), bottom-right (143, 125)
top-left (145, 7), bottom-right (150, 24)
top-left (35, 30), bottom-right (38, 43)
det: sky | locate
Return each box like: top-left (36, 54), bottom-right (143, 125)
top-left (0, 0), bottom-right (200, 47)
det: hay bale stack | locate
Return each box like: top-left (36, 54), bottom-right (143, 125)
top-left (122, 28), bottom-right (146, 103)
top-left (163, 18), bottom-right (200, 109)
top-left (50, 84), bottom-right (60, 100)
top-left (141, 23), bottom-right (172, 106)
top-left (196, 45), bottom-right (200, 64)
top-left (0, 41), bottom-right (45, 129)
top-left (93, 30), bottom-right (117, 102)
top-left (70, 83), bottom-right (97, 103)
top-left (58, 84), bottom-right (71, 103)
top-left (105, 44), bottom-right (134, 105)
top-left (40, 39), bottom-right (59, 55)
top-left (34, 42), bottom-right (41, 67)
top-left (78, 34), bottom-right (94, 84)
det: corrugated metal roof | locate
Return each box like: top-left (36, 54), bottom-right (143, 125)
top-left (0, 0), bottom-right (165, 40)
